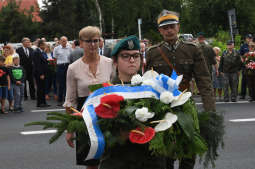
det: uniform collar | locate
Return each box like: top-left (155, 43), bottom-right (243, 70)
top-left (163, 39), bottom-right (181, 52)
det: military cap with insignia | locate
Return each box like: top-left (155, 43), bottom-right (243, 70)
top-left (111, 35), bottom-right (140, 58)
top-left (157, 10), bottom-right (179, 27)
top-left (227, 40), bottom-right (234, 45)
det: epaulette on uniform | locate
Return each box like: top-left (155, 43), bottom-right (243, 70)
top-left (182, 40), bottom-right (198, 47)
top-left (146, 42), bottom-right (164, 53)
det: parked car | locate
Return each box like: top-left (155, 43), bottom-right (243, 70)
top-left (179, 34), bottom-right (193, 41)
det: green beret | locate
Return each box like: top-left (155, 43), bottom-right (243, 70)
top-left (111, 35), bottom-right (140, 57)
top-left (197, 32), bottom-right (205, 37)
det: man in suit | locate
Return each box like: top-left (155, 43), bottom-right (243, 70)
top-left (99, 37), bottom-right (112, 58)
top-left (16, 37), bottom-right (36, 100)
top-left (69, 40), bottom-right (84, 64)
top-left (32, 40), bottom-right (50, 107)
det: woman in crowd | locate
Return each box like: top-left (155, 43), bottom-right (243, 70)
top-left (45, 44), bottom-right (57, 100)
top-left (245, 41), bottom-right (255, 102)
top-left (63, 26), bottom-right (114, 168)
top-left (212, 47), bottom-right (224, 101)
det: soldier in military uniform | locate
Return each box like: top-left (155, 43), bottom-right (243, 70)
top-left (218, 40), bottom-right (242, 102)
top-left (145, 10), bottom-right (215, 169)
top-left (197, 32), bottom-right (217, 76)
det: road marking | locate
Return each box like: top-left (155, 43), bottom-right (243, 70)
top-left (196, 101), bottom-right (249, 105)
top-left (30, 101), bottom-right (250, 112)
top-left (31, 109), bottom-right (65, 112)
top-left (20, 130), bottom-right (57, 135)
top-left (229, 118), bottom-right (255, 122)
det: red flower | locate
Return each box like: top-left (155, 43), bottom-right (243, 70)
top-left (102, 82), bottom-right (113, 87)
top-left (48, 58), bottom-right (57, 65)
top-left (95, 94), bottom-right (124, 118)
top-left (129, 127), bottom-right (155, 144)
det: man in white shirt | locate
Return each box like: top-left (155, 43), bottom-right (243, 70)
top-left (53, 36), bottom-right (72, 106)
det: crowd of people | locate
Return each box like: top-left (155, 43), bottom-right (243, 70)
top-left (0, 36), bottom-right (94, 113)
top-left (0, 22), bottom-right (254, 113)
top-left (194, 33), bottom-right (255, 103)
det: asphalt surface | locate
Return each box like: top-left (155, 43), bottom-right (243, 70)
top-left (0, 97), bottom-right (255, 169)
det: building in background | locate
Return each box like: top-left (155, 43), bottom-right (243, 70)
top-left (0, 0), bottom-right (41, 22)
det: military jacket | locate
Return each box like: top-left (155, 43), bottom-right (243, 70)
top-left (145, 40), bottom-right (215, 112)
top-left (218, 49), bottom-right (242, 73)
top-left (197, 42), bottom-right (217, 74)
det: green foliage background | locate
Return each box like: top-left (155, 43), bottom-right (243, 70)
top-left (0, 0), bottom-right (255, 42)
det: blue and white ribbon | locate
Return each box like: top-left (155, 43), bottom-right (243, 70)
top-left (81, 85), bottom-right (160, 160)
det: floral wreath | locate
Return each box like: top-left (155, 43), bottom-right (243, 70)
top-left (26, 70), bottom-right (224, 168)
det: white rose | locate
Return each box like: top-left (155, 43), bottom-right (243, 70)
top-left (160, 91), bottom-right (174, 104)
top-left (154, 112), bottom-right (178, 132)
top-left (131, 74), bottom-right (143, 85)
top-left (135, 107), bottom-right (155, 122)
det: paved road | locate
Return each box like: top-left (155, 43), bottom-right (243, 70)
top-left (0, 98), bottom-right (255, 169)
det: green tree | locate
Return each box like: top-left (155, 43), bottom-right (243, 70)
top-left (40, 0), bottom-right (99, 40)
top-left (38, 0), bottom-right (255, 42)
top-left (0, 0), bottom-right (40, 43)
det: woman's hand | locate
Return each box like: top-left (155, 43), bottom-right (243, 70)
top-left (65, 107), bottom-right (72, 114)
top-left (66, 132), bottom-right (74, 148)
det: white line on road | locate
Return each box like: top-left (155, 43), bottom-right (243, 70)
top-left (31, 109), bottom-right (65, 112)
top-left (196, 101), bottom-right (249, 105)
top-left (31, 101), bottom-right (249, 112)
top-left (229, 118), bottom-right (255, 122)
top-left (20, 130), bottom-right (57, 135)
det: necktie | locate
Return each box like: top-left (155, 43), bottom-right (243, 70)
top-left (25, 48), bottom-right (29, 57)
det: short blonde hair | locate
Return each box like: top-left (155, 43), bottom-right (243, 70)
top-left (213, 46), bottom-right (221, 55)
top-left (3, 44), bottom-right (14, 55)
top-left (79, 26), bottom-right (101, 40)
